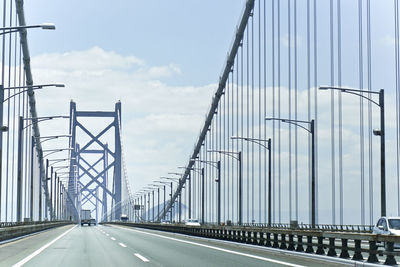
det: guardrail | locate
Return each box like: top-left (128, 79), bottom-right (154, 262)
top-left (105, 222), bottom-right (399, 265)
top-left (221, 222), bottom-right (373, 233)
top-left (0, 221), bottom-right (74, 242)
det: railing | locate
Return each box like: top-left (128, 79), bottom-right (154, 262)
top-left (224, 223), bottom-right (373, 233)
top-left (106, 222), bottom-right (400, 265)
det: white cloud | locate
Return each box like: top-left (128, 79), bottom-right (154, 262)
top-left (28, 47), bottom-right (216, 195)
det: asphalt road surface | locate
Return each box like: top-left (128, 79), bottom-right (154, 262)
top-left (0, 224), bottom-right (379, 267)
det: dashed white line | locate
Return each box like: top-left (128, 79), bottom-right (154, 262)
top-left (134, 253), bottom-right (149, 262)
top-left (12, 225), bottom-right (77, 267)
top-left (111, 237), bottom-right (116, 241)
top-left (106, 234), bottom-right (109, 236)
top-left (119, 243), bottom-right (127, 248)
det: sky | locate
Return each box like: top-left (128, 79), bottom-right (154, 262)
top-left (14, 0), bottom-right (400, 224)
top-left (20, 0), bottom-right (246, 210)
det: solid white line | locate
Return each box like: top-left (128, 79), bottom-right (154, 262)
top-left (134, 253), bottom-right (149, 262)
top-left (119, 243), bottom-right (127, 248)
top-left (12, 225), bottom-right (76, 267)
top-left (111, 237), bottom-right (116, 241)
top-left (119, 227), bottom-right (304, 267)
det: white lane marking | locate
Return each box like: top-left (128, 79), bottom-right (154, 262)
top-left (119, 227), bottom-right (303, 267)
top-left (119, 243), bottom-right (127, 248)
top-left (134, 253), bottom-right (149, 262)
top-left (111, 237), bottom-right (116, 241)
top-left (106, 234), bottom-right (109, 236)
top-left (12, 225), bottom-right (77, 267)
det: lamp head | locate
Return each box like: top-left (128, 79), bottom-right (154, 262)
top-left (373, 129), bottom-right (382, 136)
top-left (40, 23), bottom-right (56, 30)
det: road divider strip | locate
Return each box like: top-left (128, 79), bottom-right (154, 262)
top-left (12, 225), bottom-right (76, 267)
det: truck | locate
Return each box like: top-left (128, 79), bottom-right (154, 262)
top-left (81, 209), bottom-right (92, 226)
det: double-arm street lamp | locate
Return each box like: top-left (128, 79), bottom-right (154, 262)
top-left (319, 86), bottom-right (386, 217)
top-left (191, 159), bottom-right (221, 225)
top-left (160, 177), bottom-right (180, 223)
top-left (207, 150), bottom-right (242, 225)
top-left (155, 180), bottom-right (174, 222)
top-left (231, 136), bottom-right (272, 226)
top-left (168, 172), bottom-right (186, 223)
top-left (266, 118), bottom-right (316, 227)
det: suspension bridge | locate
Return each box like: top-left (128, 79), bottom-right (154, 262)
top-left (1, 0), bottom-right (400, 266)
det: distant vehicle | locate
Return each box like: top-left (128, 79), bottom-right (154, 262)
top-left (185, 219), bottom-right (201, 227)
top-left (90, 218), bottom-right (96, 225)
top-left (373, 217), bottom-right (400, 249)
top-left (120, 214), bottom-right (128, 222)
top-left (81, 209), bottom-right (92, 226)
top-left (160, 219), bottom-right (170, 224)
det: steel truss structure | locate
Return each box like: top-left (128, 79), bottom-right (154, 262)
top-left (69, 101), bottom-right (122, 221)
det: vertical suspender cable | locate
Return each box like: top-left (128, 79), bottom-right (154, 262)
top-left (330, 0), bottom-right (336, 225)
top-left (288, 0), bottom-right (292, 222)
top-left (396, 0), bottom-right (400, 217)
top-left (263, 0), bottom-right (267, 224)
top-left (236, 49), bottom-right (240, 223)
top-left (227, 74), bottom-right (230, 220)
top-left (251, 11), bottom-right (255, 223)
top-left (272, 0), bottom-right (276, 223)
top-left (0, 0), bottom-right (6, 222)
top-left (6, 0), bottom-right (13, 221)
top-left (337, 0), bottom-right (344, 225)
top-left (313, 0), bottom-right (319, 223)
top-left (307, 0), bottom-right (311, 223)
top-left (358, 0), bottom-right (365, 225)
top-left (278, 0), bottom-right (281, 223)
top-left (294, 0), bottom-right (298, 221)
top-left (258, 0), bottom-right (262, 223)
top-left (246, 24), bottom-right (250, 223)
top-left (367, 0), bottom-right (373, 225)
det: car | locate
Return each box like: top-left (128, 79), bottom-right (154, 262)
top-left (120, 214), bottom-right (128, 222)
top-left (90, 218), bottom-right (96, 225)
top-left (185, 219), bottom-right (201, 227)
top-left (373, 217), bottom-right (400, 249)
top-left (160, 219), bottom-right (170, 224)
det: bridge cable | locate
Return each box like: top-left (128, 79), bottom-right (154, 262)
top-left (294, 0), bottom-right (299, 222)
top-left (358, 0), bottom-right (366, 225)
top-left (277, 0), bottom-right (281, 224)
top-left (330, 0), bottom-right (336, 225)
top-left (271, 0), bottom-right (276, 224)
top-left (337, 0), bottom-right (344, 226)
top-left (395, 0), bottom-right (400, 217)
top-left (367, 0), bottom-right (373, 225)
top-left (288, 0), bottom-right (292, 223)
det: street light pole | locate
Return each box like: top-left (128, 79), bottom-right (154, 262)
top-left (201, 168), bottom-right (205, 225)
top-left (30, 135), bottom-right (34, 221)
top-left (217, 161), bottom-right (221, 225)
top-left (265, 118), bottom-right (315, 226)
top-left (379, 89), bottom-right (386, 216)
top-left (231, 136), bottom-right (273, 226)
top-left (319, 86), bottom-right (386, 217)
top-left (17, 116), bottom-right (23, 222)
top-left (207, 150), bottom-right (242, 225)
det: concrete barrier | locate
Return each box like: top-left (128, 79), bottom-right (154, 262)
top-left (0, 221), bottom-right (74, 242)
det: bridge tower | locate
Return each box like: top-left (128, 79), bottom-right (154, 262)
top-left (68, 101), bottom-right (122, 221)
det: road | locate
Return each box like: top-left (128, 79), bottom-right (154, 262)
top-left (0, 224), bottom-right (378, 267)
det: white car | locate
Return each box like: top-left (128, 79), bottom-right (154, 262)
top-left (373, 217), bottom-right (400, 249)
top-left (185, 219), bottom-right (201, 226)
